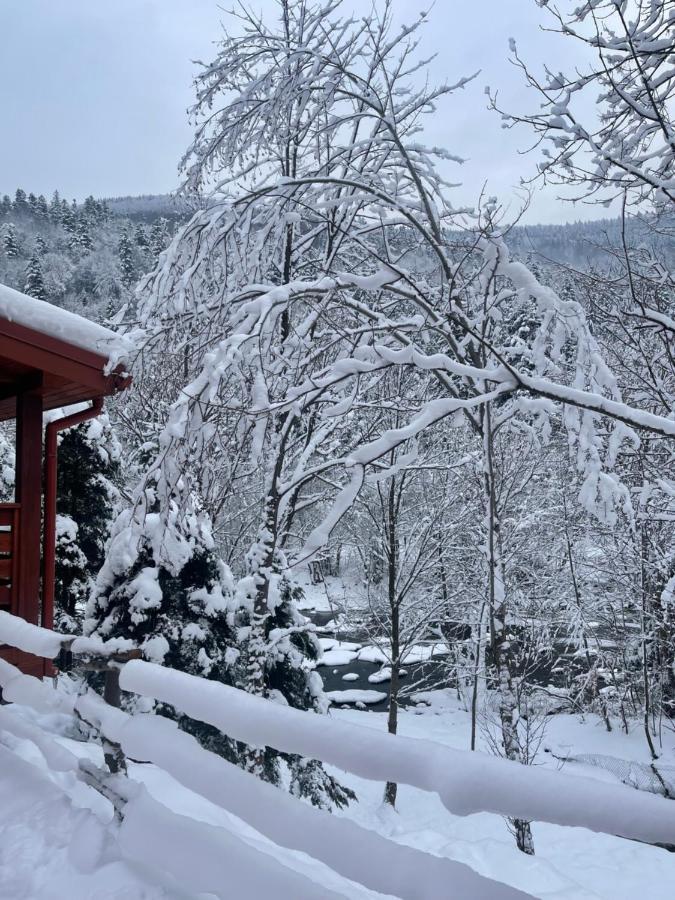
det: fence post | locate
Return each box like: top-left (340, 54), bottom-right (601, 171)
top-left (102, 665), bottom-right (127, 775)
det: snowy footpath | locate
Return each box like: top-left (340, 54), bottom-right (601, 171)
top-left (1, 692), bottom-right (674, 899)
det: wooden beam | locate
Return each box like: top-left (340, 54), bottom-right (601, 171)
top-left (0, 312), bottom-right (119, 396)
top-left (15, 388), bottom-right (43, 626)
top-left (0, 372), bottom-right (42, 403)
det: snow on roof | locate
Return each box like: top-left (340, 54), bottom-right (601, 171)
top-left (0, 282), bottom-right (129, 366)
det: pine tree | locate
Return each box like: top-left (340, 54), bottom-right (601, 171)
top-left (35, 234), bottom-right (48, 257)
top-left (85, 480), bottom-right (242, 743)
top-left (13, 188), bottom-right (28, 216)
top-left (0, 428), bottom-right (15, 502)
top-left (69, 217), bottom-right (93, 254)
top-left (60, 200), bottom-right (75, 233)
top-left (57, 417), bottom-right (120, 572)
top-left (23, 254), bottom-right (47, 300)
top-left (0, 196), bottom-right (11, 218)
top-left (86, 471), bottom-right (354, 808)
top-left (54, 515), bottom-right (90, 632)
top-left (134, 223), bottom-right (149, 251)
top-left (118, 230), bottom-right (135, 286)
top-left (235, 568), bottom-right (356, 808)
top-left (2, 224), bottom-right (19, 258)
top-left (49, 190), bottom-right (62, 223)
top-left (54, 416), bottom-right (121, 630)
top-left (82, 195), bottom-right (98, 222)
top-left (35, 194), bottom-right (49, 220)
top-left (150, 218), bottom-right (170, 257)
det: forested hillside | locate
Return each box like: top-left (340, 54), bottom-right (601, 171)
top-left (0, 189), bottom-right (179, 321)
top-left (2, 186), bottom-right (672, 328)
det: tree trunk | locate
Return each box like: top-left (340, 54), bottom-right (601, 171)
top-left (383, 467), bottom-right (400, 808)
top-left (243, 492), bottom-right (278, 776)
top-left (483, 406), bottom-right (534, 855)
top-left (383, 662), bottom-right (400, 807)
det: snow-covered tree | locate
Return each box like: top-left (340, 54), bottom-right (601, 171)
top-left (13, 188), bottom-right (29, 217)
top-left (23, 253), bottom-right (47, 299)
top-left (500, 0), bottom-right (675, 752)
top-left (35, 234), bottom-right (48, 257)
top-left (149, 217), bottom-right (170, 257)
top-left (125, 0), bottom-right (675, 847)
top-left (117, 230), bottom-right (135, 287)
top-left (86, 468), bottom-right (354, 807)
top-left (0, 427), bottom-right (15, 502)
top-left (54, 415), bottom-right (121, 631)
top-left (3, 224), bottom-right (19, 258)
top-left (54, 514), bottom-right (90, 633)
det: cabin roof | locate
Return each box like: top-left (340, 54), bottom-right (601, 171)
top-left (0, 283), bottom-right (131, 422)
top-left (0, 283), bottom-right (124, 360)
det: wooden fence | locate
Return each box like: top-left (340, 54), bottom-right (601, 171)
top-left (0, 610), bottom-right (674, 899)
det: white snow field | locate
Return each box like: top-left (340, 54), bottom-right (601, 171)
top-left (1, 688), bottom-right (674, 899)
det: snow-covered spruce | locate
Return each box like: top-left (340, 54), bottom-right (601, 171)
top-left (53, 413), bottom-right (121, 633)
top-left (84, 475), bottom-right (241, 750)
top-left (85, 473), bottom-right (353, 809)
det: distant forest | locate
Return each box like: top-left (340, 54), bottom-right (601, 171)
top-left (0, 189), bottom-right (185, 321)
top-left (2, 187), bottom-right (673, 325)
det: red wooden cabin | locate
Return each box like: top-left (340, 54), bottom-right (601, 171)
top-left (0, 282), bottom-right (130, 676)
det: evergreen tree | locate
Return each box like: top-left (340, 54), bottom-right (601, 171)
top-left (85, 480), bottom-right (241, 729)
top-left (35, 234), bottom-right (48, 257)
top-left (2, 224), bottom-right (19, 258)
top-left (57, 416), bottom-right (120, 573)
top-left (118, 230), bottom-right (135, 286)
top-left (35, 194), bottom-right (49, 220)
top-left (23, 254), bottom-right (47, 299)
top-left (134, 223), bottom-right (149, 251)
top-left (49, 190), bottom-right (62, 223)
top-left (150, 217), bottom-right (170, 257)
top-left (0, 428), bottom-right (15, 502)
top-left (54, 515), bottom-right (90, 632)
top-left (83, 195), bottom-right (98, 222)
top-left (0, 196), bottom-right (11, 218)
top-left (86, 472), bottom-right (354, 809)
top-left (235, 568), bottom-right (356, 808)
top-left (54, 415), bottom-right (121, 630)
top-left (69, 217), bottom-right (93, 254)
top-left (13, 188), bottom-right (28, 216)
top-left (60, 200), bottom-right (75, 233)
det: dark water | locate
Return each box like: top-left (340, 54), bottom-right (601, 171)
top-left (305, 608), bottom-right (448, 711)
top-left (305, 607), bottom-right (621, 712)
top-left (317, 657), bottom-right (447, 712)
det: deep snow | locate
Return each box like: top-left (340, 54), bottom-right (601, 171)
top-left (1, 689), bottom-right (674, 898)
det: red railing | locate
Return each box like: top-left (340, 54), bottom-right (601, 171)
top-left (0, 504), bottom-right (20, 612)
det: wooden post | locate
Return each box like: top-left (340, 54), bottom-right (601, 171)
top-left (15, 388), bottom-right (43, 626)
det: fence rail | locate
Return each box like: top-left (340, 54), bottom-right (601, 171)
top-left (0, 610), bottom-right (674, 899)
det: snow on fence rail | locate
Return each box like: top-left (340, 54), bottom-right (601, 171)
top-left (2, 611), bottom-right (675, 898)
top-left (0, 613), bottom-right (531, 899)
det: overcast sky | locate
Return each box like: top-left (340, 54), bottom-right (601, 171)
top-left (0, 0), bottom-right (602, 224)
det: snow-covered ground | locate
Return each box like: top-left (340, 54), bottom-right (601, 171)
top-left (295, 568), bottom-right (367, 615)
top-left (330, 692), bottom-right (675, 899)
top-left (1, 691), bottom-right (674, 898)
